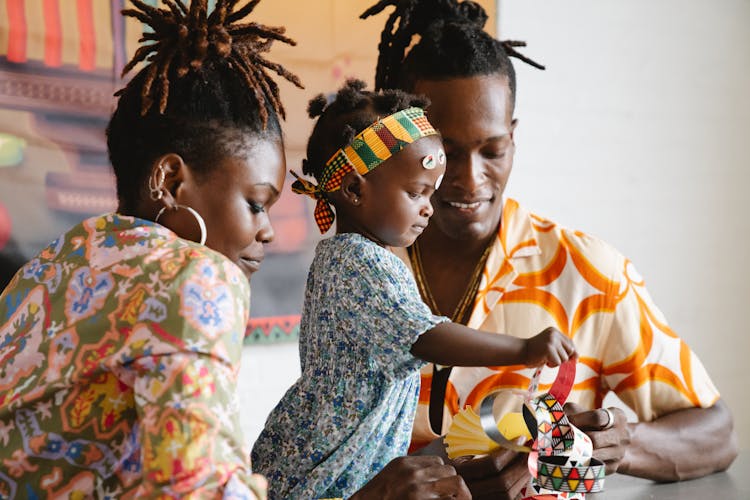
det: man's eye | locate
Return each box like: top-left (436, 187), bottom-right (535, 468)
top-left (483, 150), bottom-right (506, 160)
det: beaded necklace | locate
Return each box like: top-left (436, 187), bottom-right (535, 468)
top-left (409, 239), bottom-right (493, 323)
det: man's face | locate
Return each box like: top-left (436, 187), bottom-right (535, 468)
top-left (413, 75), bottom-right (516, 243)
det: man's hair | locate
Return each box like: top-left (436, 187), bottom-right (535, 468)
top-left (107, 0), bottom-right (302, 212)
top-left (361, 0), bottom-right (544, 108)
top-left (302, 79), bottom-right (429, 182)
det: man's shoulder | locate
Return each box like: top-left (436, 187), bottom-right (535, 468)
top-left (514, 201), bottom-right (627, 277)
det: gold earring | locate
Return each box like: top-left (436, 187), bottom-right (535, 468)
top-left (148, 166), bottom-right (166, 201)
top-left (155, 204), bottom-right (207, 246)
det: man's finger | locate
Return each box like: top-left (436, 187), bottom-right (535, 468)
top-left (454, 447), bottom-right (520, 480)
top-left (468, 454), bottom-right (529, 500)
top-left (427, 475), bottom-right (472, 500)
top-left (412, 463), bottom-right (459, 483)
top-left (588, 427), bottom-right (624, 449)
top-left (393, 455), bottom-right (445, 470)
top-left (564, 404), bottom-right (609, 430)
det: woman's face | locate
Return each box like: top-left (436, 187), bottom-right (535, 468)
top-left (412, 75), bottom-right (516, 243)
top-left (175, 137), bottom-right (286, 281)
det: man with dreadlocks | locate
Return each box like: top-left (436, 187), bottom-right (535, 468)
top-left (361, 1), bottom-right (737, 498)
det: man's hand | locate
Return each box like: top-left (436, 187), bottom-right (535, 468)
top-left (350, 456), bottom-right (471, 499)
top-left (453, 447), bottom-right (530, 500)
top-left (564, 402), bottom-right (631, 474)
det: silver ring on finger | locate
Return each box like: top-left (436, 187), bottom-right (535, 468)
top-left (602, 407), bottom-right (615, 430)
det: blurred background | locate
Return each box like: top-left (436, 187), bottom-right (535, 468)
top-left (0, 0), bottom-right (747, 452)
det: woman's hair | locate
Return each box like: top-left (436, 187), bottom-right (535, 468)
top-left (107, 0), bottom-right (302, 212)
top-left (302, 79), bottom-right (429, 182)
top-left (361, 0), bottom-right (543, 109)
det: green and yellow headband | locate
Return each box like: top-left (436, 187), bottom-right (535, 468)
top-left (292, 106), bottom-right (439, 233)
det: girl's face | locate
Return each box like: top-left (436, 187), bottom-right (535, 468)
top-left (354, 135), bottom-right (446, 248)
top-left (171, 137), bottom-right (286, 281)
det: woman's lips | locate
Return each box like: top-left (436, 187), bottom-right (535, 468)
top-left (239, 256), bottom-right (263, 273)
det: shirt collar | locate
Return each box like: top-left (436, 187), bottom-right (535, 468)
top-left (497, 198), bottom-right (542, 259)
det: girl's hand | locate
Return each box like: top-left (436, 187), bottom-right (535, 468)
top-left (523, 326), bottom-right (577, 367)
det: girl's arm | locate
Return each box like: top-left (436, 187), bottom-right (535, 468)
top-left (410, 324), bottom-right (576, 367)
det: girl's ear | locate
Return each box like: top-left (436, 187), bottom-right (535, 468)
top-left (340, 171), bottom-right (365, 206)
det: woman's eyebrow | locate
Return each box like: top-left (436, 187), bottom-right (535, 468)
top-left (254, 182), bottom-right (280, 196)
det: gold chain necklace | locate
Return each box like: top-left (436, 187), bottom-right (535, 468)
top-left (409, 239), bottom-right (493, 323)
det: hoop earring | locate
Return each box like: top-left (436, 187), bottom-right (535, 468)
top-left (148, 166), bottom-right (166, 201)
top-left (155, 204), bottom-right (207, 246)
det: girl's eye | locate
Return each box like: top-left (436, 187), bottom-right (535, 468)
top-left (408, 192), bottom-right (420, 199)
top-left (248, 202), bottom-right (265, 214)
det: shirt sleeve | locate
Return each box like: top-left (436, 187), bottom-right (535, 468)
top-left (121, 251), bottom-right (266, 499)
top-left (335, 241), bottom-right (449, 380)
top-left (600, 256), bottom-right (720, 421)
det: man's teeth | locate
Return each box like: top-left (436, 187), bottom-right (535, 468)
top-left (449, 201), bottom-right (482, 209)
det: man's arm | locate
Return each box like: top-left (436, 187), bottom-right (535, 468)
top-left (566, 399), bottom-right (738, 481)
top-left (621, 399), bottom-right (737, 481)
top-left (592, 253), bottom-right (737, 481)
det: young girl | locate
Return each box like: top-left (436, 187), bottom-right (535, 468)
top-left (251, 80), bottom-right (576, 499)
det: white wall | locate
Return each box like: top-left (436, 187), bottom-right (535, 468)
top-left (237, 0), bottom-right (750, 450)
top-left (237, 343), bottom-right (300, 447)
top-left (500, 0), bottom-right (750, 447)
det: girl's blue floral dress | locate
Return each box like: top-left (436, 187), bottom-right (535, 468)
top-left (251, 233), bottom-right (448, 499)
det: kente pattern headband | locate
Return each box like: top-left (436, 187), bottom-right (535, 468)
top-left (291, 107), bottom-right (439, 233)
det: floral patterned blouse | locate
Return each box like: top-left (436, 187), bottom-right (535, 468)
top-left (0, 214), bottom-right (265, 499)
top-left (251, 233), bottom-right (448, 499)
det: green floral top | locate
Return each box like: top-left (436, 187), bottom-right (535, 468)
top-left (0, 214), bottom-right (265, 499)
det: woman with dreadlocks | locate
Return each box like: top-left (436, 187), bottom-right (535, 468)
top-left (0, 1), bottom-right (476, 498)
top-left (361, 0), bottom-right (737, 497)
top-left (0, 1), bottom-right (299, 497)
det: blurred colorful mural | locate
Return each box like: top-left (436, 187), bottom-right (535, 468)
top-left (0, 0), bottom-right (495, 343)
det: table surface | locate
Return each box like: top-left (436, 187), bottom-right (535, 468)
top-left (589, 449), bottom-right (749, 499)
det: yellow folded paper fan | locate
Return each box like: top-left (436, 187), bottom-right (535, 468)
top-left (444, 406), bottom-right (532, 459)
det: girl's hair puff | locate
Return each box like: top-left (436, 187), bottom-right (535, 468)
top-left (302, 79), bottom-right (429, 182)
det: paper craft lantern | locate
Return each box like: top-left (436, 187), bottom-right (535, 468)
top-left (443, 361), bottom-right (606, 499)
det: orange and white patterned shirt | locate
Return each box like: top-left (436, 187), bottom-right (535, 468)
top-left (399, 198), bottom-right (720, 449)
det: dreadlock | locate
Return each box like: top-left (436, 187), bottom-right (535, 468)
top-left (361, 0), bottom-right (543, 108)
top-left (301, 79), bottom-right (429, 182)
top-left (107, 0), bottom-right (302, 212)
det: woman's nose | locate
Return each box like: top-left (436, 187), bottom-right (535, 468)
top-left (256, 214), bottom-right (275, 244)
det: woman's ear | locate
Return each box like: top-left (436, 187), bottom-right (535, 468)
top-left (151, 153), bottom-right (188, 204)
top-left (340, 170), bottom-right (365, 206)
